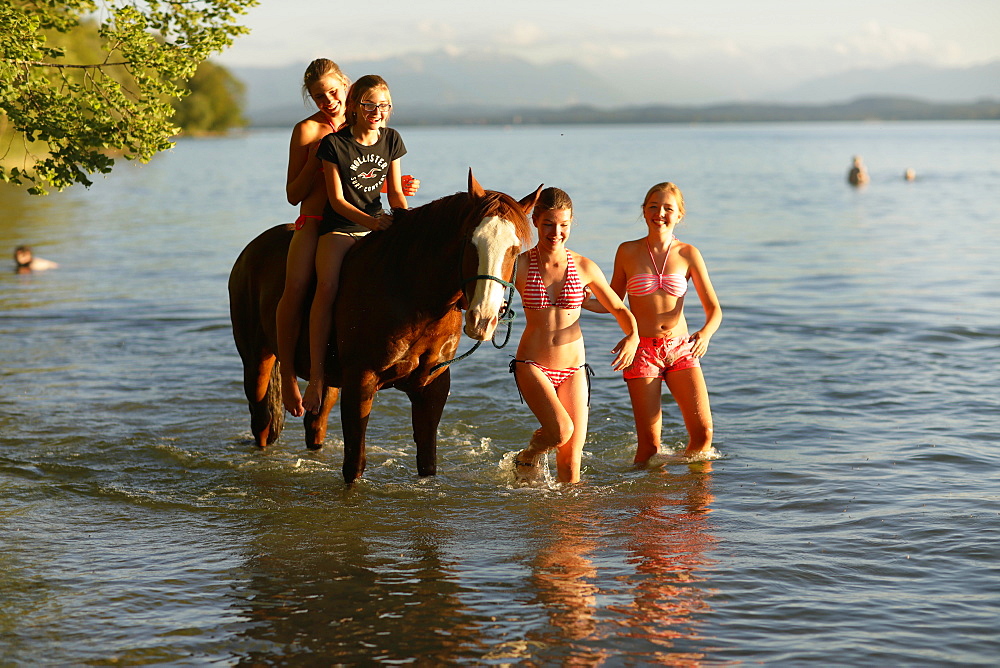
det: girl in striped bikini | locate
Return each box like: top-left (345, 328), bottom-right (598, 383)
top-left (511, 188), bottom-right (639, 484)
top-left (603, 182), bottom-right (722, 464)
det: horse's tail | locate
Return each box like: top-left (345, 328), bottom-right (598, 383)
top-left (228, 224), bottom-right (289, 447)
top-left (263, 359), bottom-right (285, 445)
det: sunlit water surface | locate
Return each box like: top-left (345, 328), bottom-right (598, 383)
top-left (2, 122), bottom-right (999, 665)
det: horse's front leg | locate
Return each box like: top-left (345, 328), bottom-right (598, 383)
top-left (340, 371), bottom-right (377, 483)
top-left (303, 387), bottom-right (339, 450)
top-left (406, 369), bottom-right (451, 477)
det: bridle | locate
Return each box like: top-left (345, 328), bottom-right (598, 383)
top-left (430, 217), bottom-right (519, 374)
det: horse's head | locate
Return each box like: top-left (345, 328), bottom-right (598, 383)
top-left (462, 170), bottom-right (540, 340)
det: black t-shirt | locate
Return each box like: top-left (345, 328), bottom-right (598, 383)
top-left (315, 126), bottom-right (407, 234)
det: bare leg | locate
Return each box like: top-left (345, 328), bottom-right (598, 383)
top-left (513, 363), bottom-right (575, 482)
top-left (275, 222), bottom-right (320, 417)
top-left (303, 233), bottom-right (355, 414)
top-left (552, 371), bottom-right (590, 484)
top-left (626, 376), bottom-right (664, 465)
top-left (665, 367), bottom-right (714, 457)
top-left (303, 386), bottom-right (339, 450)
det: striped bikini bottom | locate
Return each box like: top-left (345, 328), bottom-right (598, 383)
top-left (509, 359), bottom-right (594, 406)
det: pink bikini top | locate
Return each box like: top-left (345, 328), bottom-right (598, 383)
top-left (626, 237), bottom-right (688, 297)
top-left (522, 247), bottom-right (586, 310)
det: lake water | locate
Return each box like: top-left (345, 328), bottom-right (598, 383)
top-left (2, 121), bottom-right (999, 665)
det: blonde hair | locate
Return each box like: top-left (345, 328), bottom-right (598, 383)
top-left (346, 75), bottom-right (391, 127)
top-left (533, 187), bottom-right (573, 218)
top-left (642, 182), bottom-right (685, 218)
top-left (301, 58), bottom-right (349, 102)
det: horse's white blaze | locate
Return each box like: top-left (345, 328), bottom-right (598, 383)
top-left (466, 215), bottom-right (519, 340)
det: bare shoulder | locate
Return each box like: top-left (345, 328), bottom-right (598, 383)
top-left (612, 238), bottom-right (647, 271)
top-left (615, 237), bottom-right (648, 261)
top-left (514, 250), bottom-right (531, 287)
top-left (677, 241), bottom-right (710, 273)
top-left (618, 238), bottom-right (646, 253)
top-left (569, 251), bottom-right (606, 283)
top-left (294, 113), bottom-right (333, 144)
top-left (676, 240), bottom-right (704, 260)
top-left (568, 249), bottom-right (591, 267)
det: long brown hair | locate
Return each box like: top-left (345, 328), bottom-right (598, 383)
top-left (533, 187), bottom-right (573, 219)
top-left (346, 74), bottom-right (391, 127)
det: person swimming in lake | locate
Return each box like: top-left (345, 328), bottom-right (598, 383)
top-left (301, 74), bottom-right (410, 415)
top-left (274, 60), bottom-right (418, 417)
top-left (848, 155), bottom-right (869, 186)
top-left (13, 246), bottom-right (57, 273)
top-left (510, 187), bottom-right (639, 484)
top-left (588, 182), bottom-right (721, 464)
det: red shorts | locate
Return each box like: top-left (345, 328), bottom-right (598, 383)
top-left (623, 335), bottom-right (700, 381)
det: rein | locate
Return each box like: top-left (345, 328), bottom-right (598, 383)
top-left (430, 268), bottom-right (517, 374)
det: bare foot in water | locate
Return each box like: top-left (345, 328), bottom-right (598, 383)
top-left (513, 450), bottom-right (544, 483)
top-left (280, 371), bottom-right (304, 417)
top-left (302, 379), bottom-right (325, 415)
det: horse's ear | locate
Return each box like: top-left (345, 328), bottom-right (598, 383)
top-left (518, 184), bottom-right (543, 214)
top-left (468, 169), bottom-right (485, 198)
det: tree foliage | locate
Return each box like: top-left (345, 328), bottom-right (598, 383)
top-left (171, 60), bottom-right (247, 134)
top-left (0, 0), bottom-right (257, 194)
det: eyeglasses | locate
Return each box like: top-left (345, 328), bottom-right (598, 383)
top-left (360, 102), bottom-right (391, 112)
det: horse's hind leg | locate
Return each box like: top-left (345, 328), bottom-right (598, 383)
top-left (340, 372), bottom-right (377, 483)
top-left (406, 369), bottom-right (451, 477)
top-left (303, 387), bottom-right (339, 450)
top-left (243, 351), bottom-right (285, 448)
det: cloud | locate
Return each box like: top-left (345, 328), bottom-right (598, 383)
top-left (832, 22), bottom-right (940, 64)
top-left (502, 22), bottom-right (545, 47)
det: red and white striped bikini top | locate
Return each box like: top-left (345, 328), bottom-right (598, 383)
top-left (625, 236), bottom-right (688, 297)
top-left (522, 247), bottom-right (586, 310)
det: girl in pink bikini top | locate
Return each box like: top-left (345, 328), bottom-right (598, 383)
top-left (625, 236), bottom-right (688, 297)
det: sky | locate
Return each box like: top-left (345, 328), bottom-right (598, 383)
top-left (218, 0), bottom-right (1000, 75)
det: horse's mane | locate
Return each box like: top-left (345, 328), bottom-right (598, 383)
top-left (375, 189), bottom-right (532, 249)
top-left (475, 190), bottom-right (533, 246)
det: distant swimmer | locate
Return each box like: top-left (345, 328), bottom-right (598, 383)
top-left (904, 168), bottom-right (916, 181)
top-left (847, 155), bottom-right (869, 186)
top-left (13, 245), bottom-right (58, 273)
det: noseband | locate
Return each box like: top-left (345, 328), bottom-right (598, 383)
top-left (462, 270), bottom-right (517, 347)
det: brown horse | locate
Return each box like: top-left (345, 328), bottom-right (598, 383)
top-left (229, 171), bottom-right (538, 482)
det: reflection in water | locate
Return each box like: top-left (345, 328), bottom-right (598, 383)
top-left (615, 463), bottom-right (717, 664)
top-left (225, 463), bottom-right (718, 665)
top-left (229, 478), bottom-right (482, 664)
top-left (516, 463), bottom-right (717, 666)
top-left (529, 500), bottom-right (607, 666)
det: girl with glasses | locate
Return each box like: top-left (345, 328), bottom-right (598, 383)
top-left (301, 75), bottom-right (410, 414)
top-left (275, 63), bottom-right (417, 417)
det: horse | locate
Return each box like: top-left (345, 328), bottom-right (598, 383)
top-left (229, 171), bottom-right (539, 482)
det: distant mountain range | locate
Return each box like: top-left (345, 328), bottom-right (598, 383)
top-left (231, 51), bottom-right (1000, 127)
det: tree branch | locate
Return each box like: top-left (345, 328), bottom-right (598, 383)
top-left (14, 60), bottom-right (132, 69)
